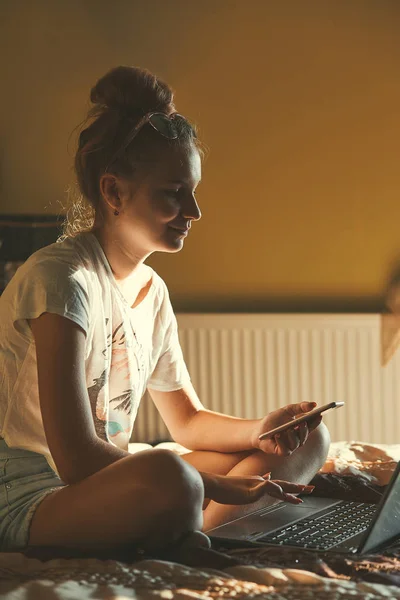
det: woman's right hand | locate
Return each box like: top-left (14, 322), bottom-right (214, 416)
top-left (200, 471), bottom-right (314, 506)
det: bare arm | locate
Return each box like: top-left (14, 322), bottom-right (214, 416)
top-left (30, 312), bottom-right (130, 484)
top-left (30, 314), bottom-right (310, 510)
top-left (149, 383), bottom-right (259, 452)
top-left (149, 384), bottom-right (321, 455)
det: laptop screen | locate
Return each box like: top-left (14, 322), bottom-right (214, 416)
top-left (359, 461), bottom-right (400, 554)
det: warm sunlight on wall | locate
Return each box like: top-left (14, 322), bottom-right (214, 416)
top-left (1, 1), bottom-right (400, 311)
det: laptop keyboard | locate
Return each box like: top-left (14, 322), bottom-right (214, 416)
top-left (256, 501), bottom-right (377, 550)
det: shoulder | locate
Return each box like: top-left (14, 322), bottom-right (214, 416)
top-left (145, 266), bottom-right (175, 318)
top-left (146, 266), bottom-right (171, 307)
top-left (0, 237), bottom-right (97, 337)
top-left (9, 236), bottom-right (96, 299)
top-left (145, 265), bottom-right (166, 293)
top-left (146, 268), bottom-right (179, 333)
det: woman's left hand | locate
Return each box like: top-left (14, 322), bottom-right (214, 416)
top-left (251, 402), bottom-right (323, 456)
top-left (201, 471), bottom-right (313, 505)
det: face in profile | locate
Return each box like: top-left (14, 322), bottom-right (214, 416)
top-left (111, 145), bottom-right (202, 255)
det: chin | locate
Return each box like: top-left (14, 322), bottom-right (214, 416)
top-left (163, 241), bottom-right (185, 253)
top-left (158, 234), bottom-right (186, 253)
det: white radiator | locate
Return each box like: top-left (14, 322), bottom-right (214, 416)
top-left (132, 314), bottom-right (400, 444)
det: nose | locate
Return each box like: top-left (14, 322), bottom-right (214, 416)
top-left (182, 194), bottom-right (201, 222)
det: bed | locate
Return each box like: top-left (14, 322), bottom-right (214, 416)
top-left (0, 441), bottom-right (399, 599)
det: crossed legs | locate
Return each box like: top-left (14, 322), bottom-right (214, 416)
top-left (28, 423), bottom-right (330, 551)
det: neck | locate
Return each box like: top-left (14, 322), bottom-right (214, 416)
top-left (92, 226), bottom-right (150, 282)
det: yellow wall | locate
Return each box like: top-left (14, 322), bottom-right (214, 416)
top-left (1, 0), bottom-right (400, 312)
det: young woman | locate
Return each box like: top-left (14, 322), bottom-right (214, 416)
top-left (0, 66), bottom-right (330, 554)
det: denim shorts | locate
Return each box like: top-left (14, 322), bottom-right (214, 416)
top-left (0, 439), bottom-right (66, 551)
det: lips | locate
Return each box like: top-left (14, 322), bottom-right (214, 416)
top-left (169, 225), bottom-right (190, 235)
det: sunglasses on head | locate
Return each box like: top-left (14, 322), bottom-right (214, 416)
top-left (104, 112), bottom-right (193, 173)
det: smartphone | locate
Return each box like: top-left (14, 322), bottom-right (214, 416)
top-left (258, 401), bottom-right (344, 441)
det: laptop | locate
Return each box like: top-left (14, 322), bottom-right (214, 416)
top-left (207, 461), bottom-right (400, 555)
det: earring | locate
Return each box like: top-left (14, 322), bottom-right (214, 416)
top-left (114, 209), bottom-right (119, 216)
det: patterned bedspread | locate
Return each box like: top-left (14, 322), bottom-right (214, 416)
top-left (0, 441), bottom-right (398, 599)
top-left (218, 442), bottom-right (400, 586)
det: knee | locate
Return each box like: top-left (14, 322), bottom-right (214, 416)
top-left (307, 421), bottom-right (331, 469)
top-left (145, 449), bottom-right (204, 518)
top-left (134, 450), bottom-right (204, 549)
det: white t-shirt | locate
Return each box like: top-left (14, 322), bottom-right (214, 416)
top-left (0, 232), bottom-right (191, 474)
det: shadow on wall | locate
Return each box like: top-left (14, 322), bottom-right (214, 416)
top-left (385, 258), bottom-right (400, 314)
top-left (172, 295), bottom-right (386, 314)
top-left (173, 256), bottom-right (400, 315)
top-left (0, 214), bottom-right (63, 293)
top-left (381, 257), bottom-right (400, 366)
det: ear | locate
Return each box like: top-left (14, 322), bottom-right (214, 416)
top-left (99, 174), bottom-right (122, 214)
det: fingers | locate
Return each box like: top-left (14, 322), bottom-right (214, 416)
top-left (274, 434), bottom-right (291, 456)
top-left (263, 480), bottom-right (303, 504)
top-left (273, 413), bottom-right (322, 455)
top-left (247, 473), bottom-right (271, 490)
top-left (299, 401), bottom-right (317, 413)
top-left (245, 472), bottom-right (273, 501)
top-left (219, 474), bottom-right (315, 506)
top-left (296, 421), bottom-right (309, 445)
top-left (273, 430), bottom-right (301, 455)
top-left (246, 478), bottom-right (273, 502)
top-left (264, 480), bottom-right (315, 504)
top-left (284, 401), bottom-right (316, 418)
top-left (273, 480), bottom-right (315, 494)
top-left (306, 414), bottom-right (322, 433)
top-left (282, 427), bottom-right (300, 452)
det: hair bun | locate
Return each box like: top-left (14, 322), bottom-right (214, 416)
top-left (90, 66), bottom-right (175, 117)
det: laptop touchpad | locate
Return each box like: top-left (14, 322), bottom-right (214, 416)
top-left (207, 498), bottom-right (340, 540)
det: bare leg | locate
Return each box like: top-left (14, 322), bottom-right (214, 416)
top-left (182, 422), bottom-right (331, 531)
top-left (28, 449), bottom-right (204, 552)
top-left (28, 425), bottom-right (329, 551)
